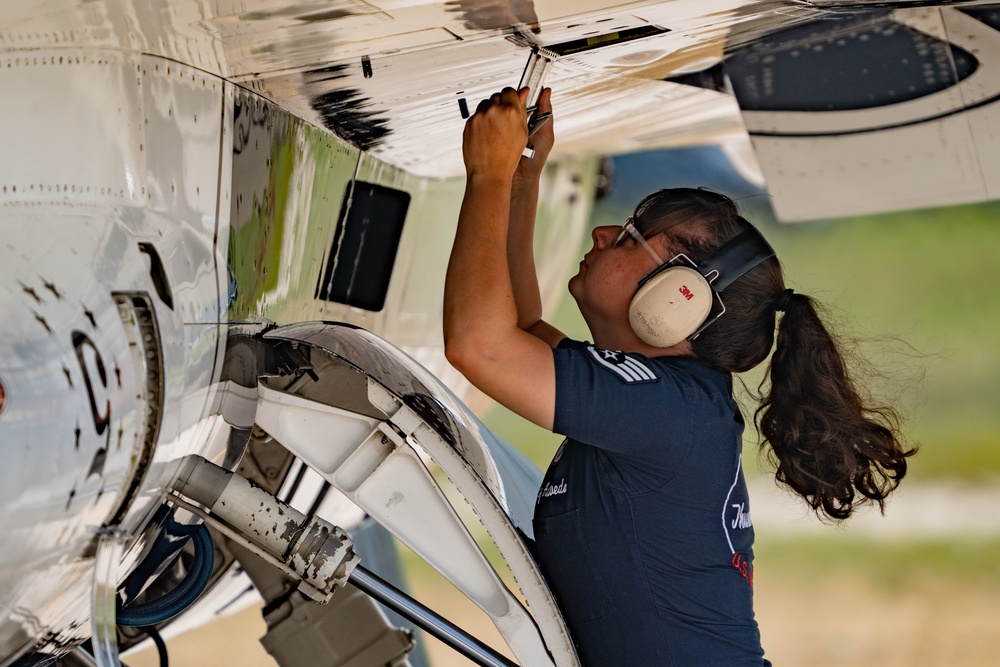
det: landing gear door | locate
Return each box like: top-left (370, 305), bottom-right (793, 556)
top-left (257, 322), bottom-right (578, 667)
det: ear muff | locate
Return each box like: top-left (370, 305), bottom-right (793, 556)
top-left (628, 228), bottom-right (776, 347)
top-left (629, 266), bottom-right (713, 347)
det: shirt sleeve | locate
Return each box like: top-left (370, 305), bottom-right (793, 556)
top-left (552, 341), bottom-right (732, 469)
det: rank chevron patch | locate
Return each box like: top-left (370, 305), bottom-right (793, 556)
top-left (587, 346), bottom-right (660, 384)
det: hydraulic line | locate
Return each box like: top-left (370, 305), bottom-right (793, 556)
top-left (170, 455), bottom-right (358, 601)
top-left (116, 523), bottom-right (214, 627)
top-left (141, 626), bottom-right (169, 667)
top-left (350, 565), bottom-right (518, 667)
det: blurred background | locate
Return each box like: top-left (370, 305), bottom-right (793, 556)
top-left (128, 143), bottom-right (1000, 667)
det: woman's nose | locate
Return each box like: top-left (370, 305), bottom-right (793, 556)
top-left (591, 225), bottom-right (619, 249)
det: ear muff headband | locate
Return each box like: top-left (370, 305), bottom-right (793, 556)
top-left (697, 228), bottom-right (776, 292)
top-left (628, 227), bottom-right (776, 348)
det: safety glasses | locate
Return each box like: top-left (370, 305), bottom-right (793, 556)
top-left (611, 218), bottom-right (665, 266)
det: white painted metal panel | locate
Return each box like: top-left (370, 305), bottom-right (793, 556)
top-left (739, 8), bottom-right (1000, 220)
top-left (0, 49), bottom-right (228, 659)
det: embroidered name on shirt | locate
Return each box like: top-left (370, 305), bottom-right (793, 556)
top-left (731, 502), bottom-right (753, 530)
top-left (587, 347), bottom-right (659, 384)
top-left (539, 478), bottom-right (568, 499)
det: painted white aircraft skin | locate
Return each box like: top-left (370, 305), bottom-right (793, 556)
top-left (738, 5), bottom-right (1000, 220)
top-left (4, 0), bottom-right (1000, 664)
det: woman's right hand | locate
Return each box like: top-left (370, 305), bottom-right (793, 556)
top-left (462, 87), bottom-right (529, 182)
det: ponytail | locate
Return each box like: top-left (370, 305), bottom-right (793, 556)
top-left (631, 187), bottom-right (914, 521)
top-left (755, 292), bottom-right (915, 521)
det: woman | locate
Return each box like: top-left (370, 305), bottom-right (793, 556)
top-left (443, 87), bottom-right (913, 666)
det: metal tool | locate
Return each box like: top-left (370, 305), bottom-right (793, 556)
top-left (519, 46), bottom-right (556, 159)
top-left (529, 111), bottom-right (552, 138)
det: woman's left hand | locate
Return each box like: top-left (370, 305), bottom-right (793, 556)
top-left (515, 86), bottom-right (554, 183)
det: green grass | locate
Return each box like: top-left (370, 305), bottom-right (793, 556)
top-left (483, 402), bottom-right (565, 471)
top-left (761, 202), bottom-right (1000, 482)
top-left (755, 535), bottom-right (1000, 590)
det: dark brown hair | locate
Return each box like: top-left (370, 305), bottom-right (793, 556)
top-left (632, 188), bottom-right (915, 520)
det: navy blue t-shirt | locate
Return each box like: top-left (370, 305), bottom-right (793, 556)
top-left (532, 340), bottom-right (769, 666)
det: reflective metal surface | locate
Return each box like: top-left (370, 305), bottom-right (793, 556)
top-left (6, 0), bottom-right (1000, 663)
top-left (91, 529), bottom-right (125, 667)
top-left (0, 50), bottom-right (226, 662)
top-left (0, 1), bottom-right (784, 178)
top-left (6, 1), bottom-right (1000, 211)
top-left (224, 87), bottom-right (593, 385)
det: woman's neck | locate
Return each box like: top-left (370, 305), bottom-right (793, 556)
top-left (589, 325), bottom-right (695, 359)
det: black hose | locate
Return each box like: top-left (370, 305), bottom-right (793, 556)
top-left (117, 524), bottom-right (215, 627)
top-left (140, 626), bottom-right (169, 667)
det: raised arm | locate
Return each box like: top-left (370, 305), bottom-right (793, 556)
top-left (443, 87), bottom-right (556, 429)
top-left (507, 88), bottom-right (566, 347)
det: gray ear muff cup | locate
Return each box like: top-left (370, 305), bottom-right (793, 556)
top-left (628, 266), bottom-right (713, 347)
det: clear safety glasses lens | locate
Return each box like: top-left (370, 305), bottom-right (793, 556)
top-left (613, 219), bottom-right (665, 266)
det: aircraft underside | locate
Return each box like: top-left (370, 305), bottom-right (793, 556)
top-left (3, 0), bottom-right (1000, 665)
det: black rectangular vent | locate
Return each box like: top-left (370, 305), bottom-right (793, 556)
top-left (316, 181), bottom-right (410, 311)
top-left (546, 25), bottom-right (668, 56)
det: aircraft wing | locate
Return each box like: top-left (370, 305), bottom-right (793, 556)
top-left (726, 4), bottom-right (1000, 220)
